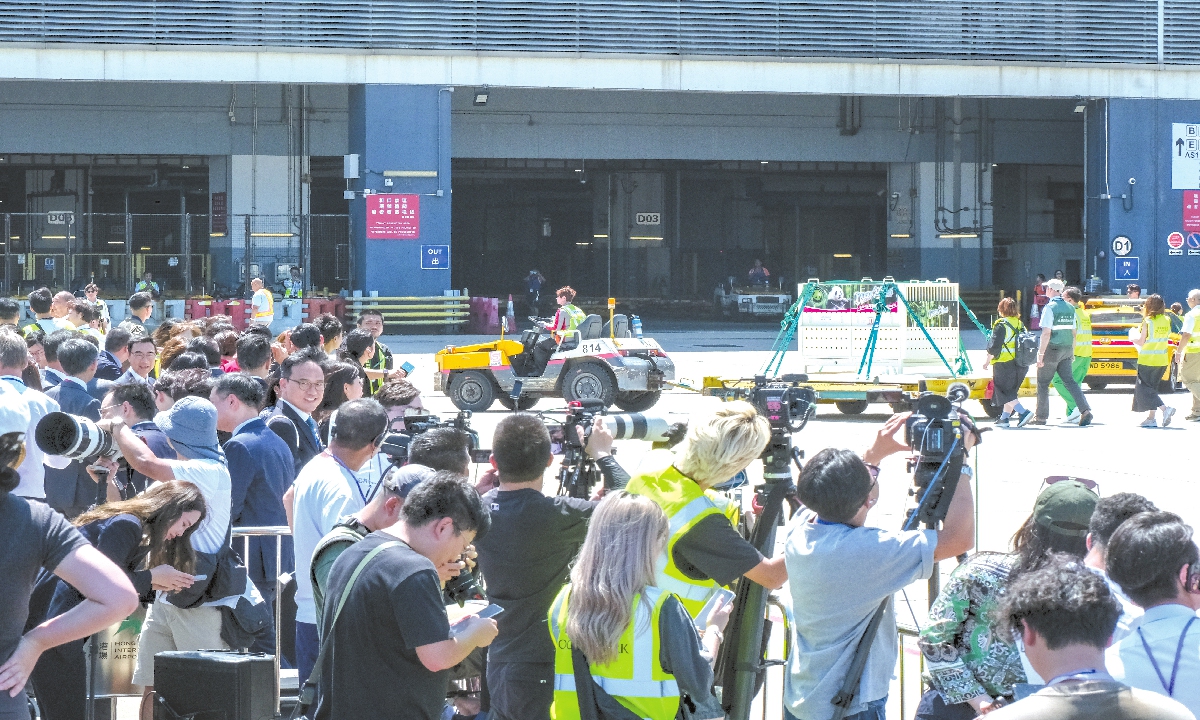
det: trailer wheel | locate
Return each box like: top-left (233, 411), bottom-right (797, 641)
top-left (614, 391), bottom-right (662, 412)
top-left (562, 362), bottom-right (617, 406)
top-left (449, 370), bottom-right (496, 412)
top-left (497, 394), bottom-right (539, 411)
top-left (979, 396), bottom-right (1003, 418)
top-left (835, 400), bottom-right (869, 415)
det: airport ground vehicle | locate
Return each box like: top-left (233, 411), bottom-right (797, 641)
top-left (433, 313), bottom-right (675, 412)
top-left (1081, 297), bottom-right (1181, 393)
top-left (714, 277), bottom-right (792, 317)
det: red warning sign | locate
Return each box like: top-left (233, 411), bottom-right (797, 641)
top-left (1168, 231), bottom-right (1185, 249)
top-left (366, 194), bottom-right (420, 239)
top-left (1186, 191), bottom-right (1200, 232)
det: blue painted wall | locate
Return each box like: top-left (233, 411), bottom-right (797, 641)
top-left (348, 85), bottom-right (453, 296)
top-left (1088, 98), bottom-right (1200, 304)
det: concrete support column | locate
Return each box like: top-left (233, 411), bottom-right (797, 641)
top-left (348, 85), bottom-right (452, 296)
top-left (1085, 98), bottom-right (1200, 302)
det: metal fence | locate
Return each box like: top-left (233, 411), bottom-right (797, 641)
top-left (1, 0), bottom-right (1198, 65)
top-left (1, 213), bottom-right (350, 298)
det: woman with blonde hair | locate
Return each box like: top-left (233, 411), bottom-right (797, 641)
top-left (1131, 293), bottom-right (1176, 427)
top-left (28, 479), bottom-right (205, 720)
top-left (548, 491), bottom-right (727, 720)
top-left (982, 296), bottom-right (1031, 427)
top-left (626, 401), bottom-right (786, 620)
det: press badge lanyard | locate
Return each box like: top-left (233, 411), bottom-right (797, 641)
top-left (1137, 615), bottom-right (1196, 697)
top-left (326, 450), bottom-right (369, 505)
top-left (1044, 668), bottom-right (1108, 686)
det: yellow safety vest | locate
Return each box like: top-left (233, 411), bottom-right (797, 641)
top-left (548, 585), bottom-right (679, 720)
top-left (625, 465), bottom-right (724, 618)
top-left (1138, 314), bottom-right (1172, 367)
top-left (555, 304), bottom-right (588, 340)
top-left (1185, 308), bottom-right (1200, 355)
top-left (992, 316), bottom-right (1022, 363)
top-left (253, 291), bottom-right (275, 320)
top-left (283, 280), bottom-right (304, 299)
top-left (1073, 309), bottom-right (1092, 358)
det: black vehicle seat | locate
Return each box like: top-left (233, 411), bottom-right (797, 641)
top-left (578, 314), bottom-right (603, 340)
top-left (602, 314), bottom-right (631, 338)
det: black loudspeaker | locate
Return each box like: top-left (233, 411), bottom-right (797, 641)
top-left (154, 650), bottom-right (275, 720)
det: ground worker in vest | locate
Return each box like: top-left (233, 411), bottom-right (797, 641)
top-left (250, 276), bottom-right (275, 328)
top-left (548, 491), bottom-right (728, 720)
top-left (1051, 286), bottom-right (1093, 424)
top-left (624, 402), bottom-right (788, 623)
top-left (1132, 294), bottom-right (1176, 428)
top-left (1034, 278), bottom-right (1093, 426)
top-left (283, 266), bottom-right (304, 299)
top-left (1175, 289), bottom-right (1200, 421)
top-left (983, 296), bottom-right (1032, 427)
top-left (532, 286), bottom-right (587, 375)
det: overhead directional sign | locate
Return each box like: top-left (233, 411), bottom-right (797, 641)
top-left (1173, 123), bottom-right (1200, 189)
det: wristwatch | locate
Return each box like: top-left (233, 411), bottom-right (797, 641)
top-left (959, 465), bottom-right (973, 479)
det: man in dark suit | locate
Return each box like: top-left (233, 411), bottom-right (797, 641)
top-left (212, 372), bottom-right (297, 659)
top-left (44, 337), bottom-right (102, 517)
top-left (100, 381), bottom-right (174, 498)
top-left (96, 326), bottom-right (131, 382)
top-left (40, 328), bottom-right (76, 388)
top-left (263, 347), bottom-right (326, 477)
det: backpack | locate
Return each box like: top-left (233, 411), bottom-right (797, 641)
top-left (1014, 325), bottom-right (1041, 367)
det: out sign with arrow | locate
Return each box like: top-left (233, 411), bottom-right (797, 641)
top-left (1172, 123), bottom-right (1200, 189)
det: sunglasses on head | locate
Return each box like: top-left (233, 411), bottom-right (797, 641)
top-left (1043, 475), bottom-right (1100, 494)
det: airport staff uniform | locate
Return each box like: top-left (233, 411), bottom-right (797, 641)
top-left (1133, 313), bottom-right (1172, 414)
top-left (1180, 304), bottom-right (1200, 419)
top-left (252, 287), bottom-right (275, 328)
top-left (1052, 304), bottom-right (1092, 417)
top-left (1035, 296), bottom-right (1090, 422)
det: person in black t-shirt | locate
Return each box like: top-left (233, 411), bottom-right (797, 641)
top-left (315, 472), bottom-right (497, 720)
top-left (474, 413), bottom-right (628, 720)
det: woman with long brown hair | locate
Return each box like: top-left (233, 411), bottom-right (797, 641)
top-left (1131, 294), bottom-right (1176, 427)
top-left (28, 480), bottom-right (206, 720)
top-left (548, 491), bottom-right (728, 720)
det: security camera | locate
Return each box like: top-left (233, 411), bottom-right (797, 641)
top-left (1128, 177), bottom-right (1137, 186)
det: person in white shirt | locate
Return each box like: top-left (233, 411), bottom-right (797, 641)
top-left (287, 397), bottom-right (389, 686)
top-left (102, 396), bottom-right (261, 720)
top-left (1105, 511), bottom-right (1200, 718)
top-left (0, 330), bottom-right (68, 500)
top-left (1083, 493), bottom-right (1158, 643)
top-left (250, 277), bottom-right (275, 329)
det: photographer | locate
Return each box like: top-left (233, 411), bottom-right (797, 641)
top-left (625, 401), bottom-right (787, 620)
top-left (409, 427), bottom-right (472, 476)
top-left (474, 413), bottom-right (628, 720)
top-left (99, 382), bottom-right (174, 499)
top-left (315, 472), bottom-right (496, 720)
top-left (784, 413), bottom-right (975, 720)
top-left (288, 398), bottom-right (388, 686)
top-left (0, 399), bottom-right (139, 720)
top-left (43, 338), bottom-right (102, 518)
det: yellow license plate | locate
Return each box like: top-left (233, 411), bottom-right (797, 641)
top-left (1089, 362), bottom-right (1124, 371)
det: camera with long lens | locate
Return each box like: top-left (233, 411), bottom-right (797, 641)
top-left (379, 410), bottom-right (484, 467)
top-left (35, 412), bottom-right (122, 462)
top-left (552, 399), bottom-right (606, 499)
top-left (747, 376), bottom-right (817, 434)
top-left (903, 383), bottom-right (975, 526)
top-left (444, 568), bottom-right (486, 607)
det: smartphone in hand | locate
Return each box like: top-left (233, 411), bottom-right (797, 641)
top-left (477, 604), bottom-right (505, 619)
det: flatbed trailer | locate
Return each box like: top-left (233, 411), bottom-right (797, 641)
top-left (701, 373), bottom-right (1035, 417)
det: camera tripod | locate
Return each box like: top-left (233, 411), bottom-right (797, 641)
top-left (717, 426), bottom-right (804, 720)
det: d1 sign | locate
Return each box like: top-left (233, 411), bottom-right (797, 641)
top-left (367, 194), bottom-right (419, 239)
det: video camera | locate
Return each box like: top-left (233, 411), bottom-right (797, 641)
top-left (35, 412), bottom-right (122, 462)
top-left (378, 410), bottom-right (487, 467)
top-left (903, 383), bottom-right (979, 527)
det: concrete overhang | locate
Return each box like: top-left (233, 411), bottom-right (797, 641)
top-left (1, 42), bottom-right (1199, 99)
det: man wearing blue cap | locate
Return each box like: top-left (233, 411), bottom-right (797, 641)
top-left (102, 395), bottom-right (262, 720)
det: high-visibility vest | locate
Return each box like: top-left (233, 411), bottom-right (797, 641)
top-left (135, 281), bottom-right (159, 294)
top-left (625, 465), bottom-right (724, 618)
top-left (1073, 309), bottom-right (1092, 358)
top-left (1138, 314), bottom-right (1172, 367)
top-left (992, 316), bottom-right (1022, 363)
top-left (555, 304), bottom-right (587, 340)
top-left (1046, 297), bottom-right (1076, 347)
top-left (548, 585), bottom-right (679, 720)
top-left (253, 290), bottom-right (275, 320)
top-left (283, 280), bottom-right (304, 299)
top-left (1185, 307), bottom-right (1200, 355)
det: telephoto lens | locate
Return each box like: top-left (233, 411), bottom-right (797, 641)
top-left (603, 414), bottom-right (676, 444)
top-left (34, 412), bottom-right (121, 461)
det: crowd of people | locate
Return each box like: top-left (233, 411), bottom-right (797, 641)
top-left (989, 278), bottom-right (1200, 428)
top-left (0, 280), bottom-right (1198, 720)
